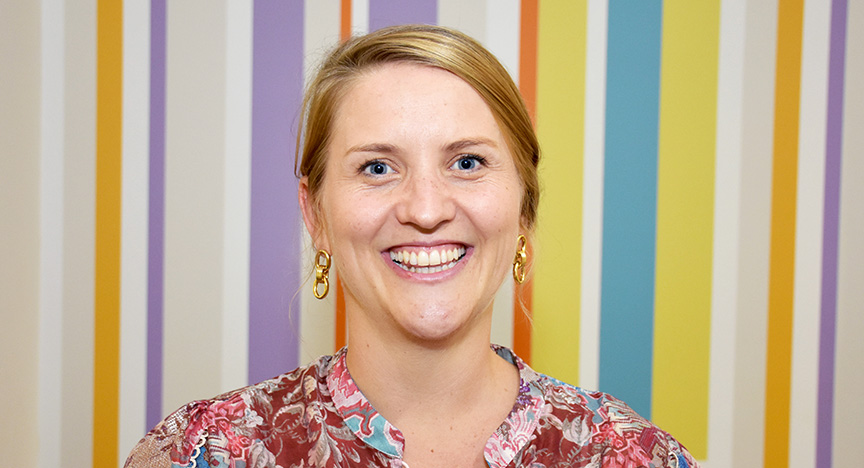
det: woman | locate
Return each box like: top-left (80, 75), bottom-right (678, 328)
top-left (126, 25), bottom-right (698, 468)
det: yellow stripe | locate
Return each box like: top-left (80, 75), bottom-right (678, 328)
top-left (532, 0), bottom-right (587, 385)
top-left (764, 1), bottom-right (804, 467)
top-left (94, 1), bottom-right (122, 466)
top-left (653, 0), bottom-right (720, 458)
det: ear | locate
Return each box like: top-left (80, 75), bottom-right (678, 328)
top-left (298, 177), bottom-right (330, 251)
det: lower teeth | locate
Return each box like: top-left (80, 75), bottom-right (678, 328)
top-left (397, 259), bottom-right (458, 273)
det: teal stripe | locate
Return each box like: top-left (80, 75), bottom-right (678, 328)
top-left (598, 0), bottom-right (663, 419)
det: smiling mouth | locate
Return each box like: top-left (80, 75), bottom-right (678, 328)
top-left (388, 246), bottom-right (467, 273)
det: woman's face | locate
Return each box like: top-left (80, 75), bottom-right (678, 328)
top-left (300, 62), bottom-right (523, 344)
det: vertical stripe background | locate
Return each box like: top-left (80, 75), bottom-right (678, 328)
top-left (653, 2), bottom-right (719, 457)
top-left (832, 3), bottom-right (864, 464)
top-left (38, 2), bottom-right (66, 467)
top-left (146, 0), bottom-right (166, 434)
top-left (815, 1), bottom-right (848, 466)
top-left (790, 0), bottom-right (832, 466)
top-left (533, 0), bottom-right (585, 387)
top-left (61, 2), bottom-right (98, 466)
top-left (118, 0), bottom-right (149, 459)
top-left (1, 4), bottom-right (42, 468)
top-left (2, 1), bottom-right (861, 467)
top-left (765, 1), bottom-right (804, 466)
top-left (248, 0), bottom-right (305, 386)
top-left (222, 0), bottom-right (253, 398)
top-left (599, 0), bottom-right (662, 420)
top-left (93, 1), bottom-right (123, 466)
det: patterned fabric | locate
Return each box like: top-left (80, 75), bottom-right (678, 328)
top-left (125, 347), bottom-right (699, 468)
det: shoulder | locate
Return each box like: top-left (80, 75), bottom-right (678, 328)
top-left (124, 355), bottom-right (333, 468)
top-left (531, 374), bottom-right (700, 468)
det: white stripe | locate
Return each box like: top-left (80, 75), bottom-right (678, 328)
top-left (221, 0), bottom-right (253, 392)
top-left (789, 0), bottom-right (832, 465)
top-left (705, 0), bottom-right (746, 465)
top-left (303, 0), bottom-right (341, 83)
top-left (436, 0), bottom-right (487, 52)
top-left (118, 0), bottom-right (150, 463)
top-left (352, 0), bottom-right (370, 35)
top-left (578, 0), bottom-right (608, 392)
top-left (38, 1), bottom-right (65, 467)
top-left (300, 0), bottom-right (341, 364)
top-left (834, 1), bottom-right (864, 460)
top-left (484, 0), bottom-right (520, 86)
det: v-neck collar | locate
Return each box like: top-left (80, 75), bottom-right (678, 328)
top-left (325, 345), bottom-right (545, 467)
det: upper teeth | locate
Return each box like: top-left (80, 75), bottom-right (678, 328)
top-left (390, 247), bottom-right (466, 268)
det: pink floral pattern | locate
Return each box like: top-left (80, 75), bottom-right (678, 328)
top-left (125, 347), bottom-right (699, 468)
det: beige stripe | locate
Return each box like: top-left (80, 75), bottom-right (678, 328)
top-left (300, 0), bottom-right (340, 365)
top-left (0, 2), bottom-right (42, 465)
top-left (61, 1), bottom-right (97, 466)
top-left (162, 0), bottom-right (228, 412)
top-left (731, 0), bottom-right (779, 464)
top-left (833, 0), bottom-right (864, 461)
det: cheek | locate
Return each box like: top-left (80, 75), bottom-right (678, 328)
top-left (467, 183), bottom-right (523, 233)
top-left (324, 190), bottom-right (390, 243)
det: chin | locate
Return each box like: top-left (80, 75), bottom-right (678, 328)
top-left (397, 305), bottom-right (479, 343)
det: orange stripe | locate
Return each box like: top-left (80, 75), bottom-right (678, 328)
top-left (335, 277), bottom-right (347, 350)
top-left (340, 0), bottom-right (351, 41)
top-left (334, 0), bottom-right (351, 353)
top-left (94, 0), bottom-right (122, 466)
top-left (513, 277), bottom-right (534, 364)
top-left (514, 0), bottom-right (538, 364)
top-left (764, 1), bottom-right (804, 467)
top-left (519, 0), bottom-right (539, 124)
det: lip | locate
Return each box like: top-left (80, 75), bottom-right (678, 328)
top-left (381, 242), bottom-right (471, 281)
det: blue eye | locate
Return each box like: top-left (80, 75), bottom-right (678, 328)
top-left (452, 155), bottom-right (485, 171)
top-left (362, 160), bottom-right (392, 176)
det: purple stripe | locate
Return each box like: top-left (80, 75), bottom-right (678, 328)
top-left (817, 0), bottom-right (848, 466)
top-left (369, 0), bottom-right (437, 30)
top-left (248, 0), bottom-right (304, 383)
top-left (146, 0), bottom-right (166, 430)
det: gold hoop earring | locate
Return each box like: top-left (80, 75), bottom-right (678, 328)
top-left (313, 249), bottom-right (331, 299)
top-left (513, 235), bottom-right (527, 284)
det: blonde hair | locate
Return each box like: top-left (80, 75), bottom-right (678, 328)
top-left (296, 24), bottom-right (540, 229)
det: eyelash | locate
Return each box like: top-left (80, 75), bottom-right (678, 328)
top-left (360, 159), bottom-right (393, 176)
top-left (452, 154), bottom-right (487, 171)
top-left (358, 154), bottom-right (488, 176)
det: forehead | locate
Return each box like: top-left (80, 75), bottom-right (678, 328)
top-left (329, 63), bottom-right (506, 150)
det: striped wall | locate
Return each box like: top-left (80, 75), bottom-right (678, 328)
top-left (2, 0), bottom-right (862, 467)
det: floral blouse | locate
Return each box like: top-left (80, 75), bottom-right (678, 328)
top-left (125, 346), bottom-right (699, 468)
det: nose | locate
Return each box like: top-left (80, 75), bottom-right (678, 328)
top-left (395, 172), bottom-right (456, 231)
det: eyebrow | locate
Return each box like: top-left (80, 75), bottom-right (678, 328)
top-left (345, 142), bottom-right (399, 156)
top-left (345, 137), bottom-right (499, 157)
top-left (445, 138), bottom-right (498, 152)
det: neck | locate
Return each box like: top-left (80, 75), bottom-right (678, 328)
top-left (344, 310), bottom-right (515, 424)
